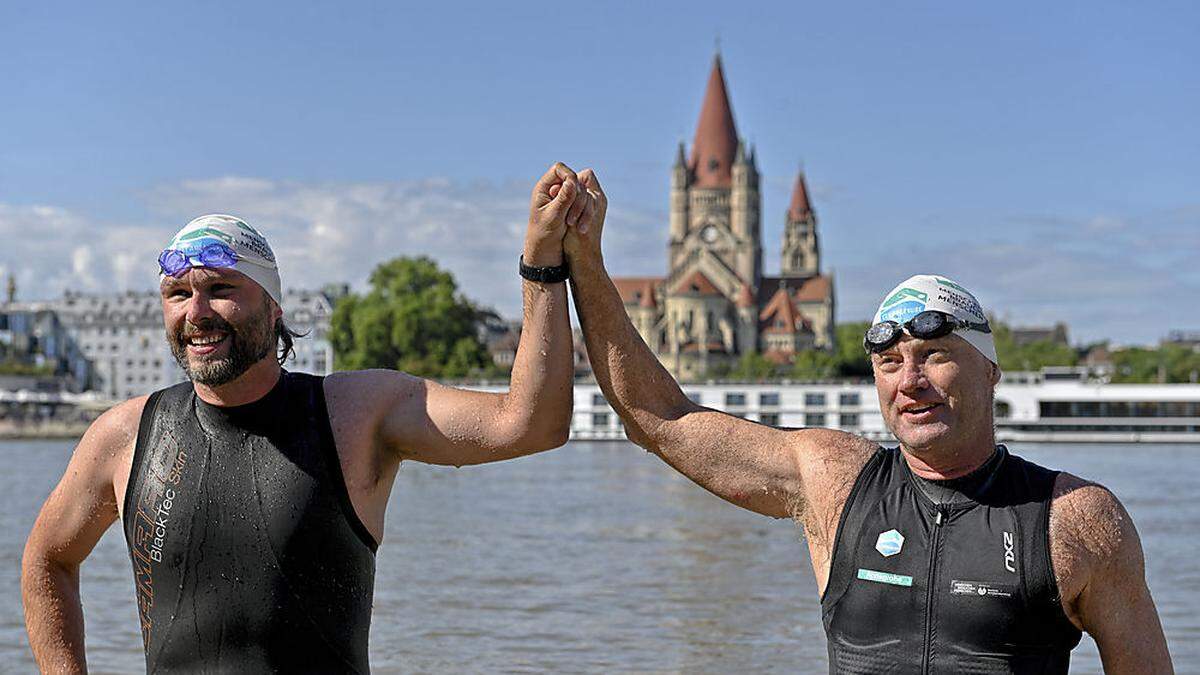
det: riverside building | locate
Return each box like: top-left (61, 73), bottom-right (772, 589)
top-left (6, 289), bottom-right (334, 400)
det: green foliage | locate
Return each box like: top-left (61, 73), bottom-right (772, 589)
top-left (0, 360), bottom-right (55, 376)
top-left (791, 350), bottom-right (838, 379)
top-left (329, 256), bottom-right (494, 378)
top-left (1111, 345), bottom-right (1200, 384)
top-left (833, 322), bottom-right (873, 377)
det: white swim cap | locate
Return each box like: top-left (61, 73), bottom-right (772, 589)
top-left (872, 274), bottom-right (998, 365)
top-left (160, 214), bottom-right (283, 306)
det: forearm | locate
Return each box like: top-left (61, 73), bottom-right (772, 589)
top-left (567, 251), bottom-right (693, 449)
top-left (22, 553), bottom-right (87, 674)
top-left (500, 274), bottom-right (574, 450)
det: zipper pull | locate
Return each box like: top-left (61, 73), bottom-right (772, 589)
top-left (935, 507), bottom-right (945, 526)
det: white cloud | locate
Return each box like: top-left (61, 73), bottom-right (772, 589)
top-left (5, 178), bottom-right (1193, 346)
top-left (834, 207), bottom-right (1200, 344)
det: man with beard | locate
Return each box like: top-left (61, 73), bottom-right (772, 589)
top-left (562, 170), bottom-right (1173, 673)
top-left (22, 162), bottom-right (593, 673)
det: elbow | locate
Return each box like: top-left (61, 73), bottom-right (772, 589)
top-left (525, 416), bottom-right (572, 451)
top-left (497, 410), bottom-right (572, 453)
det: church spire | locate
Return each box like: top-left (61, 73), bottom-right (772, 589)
top-left (788, 170), bottom-right (813, 220)
top-left (689, 53), bottom-right (739, 189)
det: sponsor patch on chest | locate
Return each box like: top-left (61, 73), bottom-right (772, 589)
top-left (949, 579), bottom-right (1016, 598)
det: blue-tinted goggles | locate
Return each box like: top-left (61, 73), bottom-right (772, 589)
top-left (158, 242), bottom-right (240, 277)
top-left (864, 310), bottom-right (991, 354)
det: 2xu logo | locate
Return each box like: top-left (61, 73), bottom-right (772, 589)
top-left (1003, 531), bottom-right (1016, 573)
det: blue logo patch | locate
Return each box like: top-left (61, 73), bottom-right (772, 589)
top-left (879, 300), bottom-right (925, 324)
top-left (875, 529), bottom-right (905, 557)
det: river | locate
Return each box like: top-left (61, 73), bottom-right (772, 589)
top-left (1, 440), bottom-right (1195, 673)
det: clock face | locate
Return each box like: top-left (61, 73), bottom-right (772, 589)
top-left (701, 225), bottom-right (719, 243)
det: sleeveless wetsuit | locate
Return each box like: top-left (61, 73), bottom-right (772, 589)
top-left (821, 446), bottom-right (1082, 674)
top-left (122, 372), bottom-right (377, 673)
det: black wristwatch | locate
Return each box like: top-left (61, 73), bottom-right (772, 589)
top-left (519, 255), bottom-right (570, 283)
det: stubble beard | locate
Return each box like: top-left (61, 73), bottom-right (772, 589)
top-left (169, 312), bottom-right (275, 386)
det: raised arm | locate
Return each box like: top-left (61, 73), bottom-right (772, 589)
top-left (1052, 475), bottom-right (1174, 674)
top-left (563, 169), bottom-right (873, 520)
top-left (336, 163), bottom-right (584, 467)
top-left (22, 397), bottom-right (144, 674)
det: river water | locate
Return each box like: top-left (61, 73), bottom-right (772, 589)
top-left (1, 439), bottom-right (1195, 674)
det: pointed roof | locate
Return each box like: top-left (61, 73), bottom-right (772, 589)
top-left (674, 270), bottom-right (723, 297)
top-left (689, 54), bottom-right (739, 189)
top-left (613, 277), bottom-right (663, 306)
top-left (788, 171), bottom-right (813, 221)
top-left (759, 286), bottom-right (812, 334)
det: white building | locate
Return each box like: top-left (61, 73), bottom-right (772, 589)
top-left (37, 288), bottom-right (334, 400)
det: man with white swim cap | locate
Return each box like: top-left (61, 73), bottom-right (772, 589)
top-left (23, 162), bottom-right (597, 672)
top-left (563, 180), bottom-right (1174, 672)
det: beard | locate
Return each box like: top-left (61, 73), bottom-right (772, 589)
top-left (169, 311), bottom-right (276, 386)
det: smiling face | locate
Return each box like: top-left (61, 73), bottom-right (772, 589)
top-left (161, 267), bottom-right (281, 387)
top-left (872, 333), bottom-right (1000, 458)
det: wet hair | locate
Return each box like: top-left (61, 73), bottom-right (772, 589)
top-left (275, 317), bottom-right (306, 365)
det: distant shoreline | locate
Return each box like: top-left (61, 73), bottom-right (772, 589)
top-left (0, 423), bottom-right (89, 440)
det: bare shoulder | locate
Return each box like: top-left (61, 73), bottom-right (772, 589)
top-left (322, 369), bottom-right (430, 454)
top-left (84, 396), bottom-right (149, 470)
top-left (1049, 472), bottom-right (1141, 605)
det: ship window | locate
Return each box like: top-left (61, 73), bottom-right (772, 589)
top-left (759, 413), bottom-right (780, 426)
top-left (805, 392), bottom-right (826, 407)
top-left (759, 392), bottom-right (780, 407)
top-left (805, 413), bottom-right (826, 427)
top-left (839, 392), bottom-right (860, 407)
top-left (592, 412), bottom-right (610, 428)
top-left (839, 413), bottom-right (860, 428)
top-left (725, 392), bottom-right (747, 407)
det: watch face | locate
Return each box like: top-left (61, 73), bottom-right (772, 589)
top-left (701, 225), bottom-right (719, 243)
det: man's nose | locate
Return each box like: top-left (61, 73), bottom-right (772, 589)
top-left (898, 360), bottom-right (928, 393)
top-left (185, 293), bottom-right (215, 325)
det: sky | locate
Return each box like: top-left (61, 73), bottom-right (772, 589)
top-left (1, 1), bottom-right (1197, 345)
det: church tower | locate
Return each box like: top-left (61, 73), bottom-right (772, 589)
top-left (781, 171), bottom-right (820, 277)
top-left (668, 53), bottom-right (762, 289)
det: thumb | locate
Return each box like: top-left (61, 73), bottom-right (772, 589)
top-left (542, 178), bottom-right (577, 219)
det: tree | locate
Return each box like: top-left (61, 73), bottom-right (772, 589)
top-left (329, 256), bottom-right (494, 378)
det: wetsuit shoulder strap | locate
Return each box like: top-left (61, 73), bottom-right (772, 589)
top-left (1002, 452), bottom-right (1083, 646)
top-left (287, 371), bottom-right (379, 553)
top-left (821, 445), bottom-right (892, 610)
top-left (121, 383), bottom-right (184, 527)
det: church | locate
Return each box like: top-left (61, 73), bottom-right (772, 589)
top-left (612, 55), bottom-right (836, 381)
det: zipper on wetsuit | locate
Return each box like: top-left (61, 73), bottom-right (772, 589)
top-left (922, 506), bottom-right (946, 675)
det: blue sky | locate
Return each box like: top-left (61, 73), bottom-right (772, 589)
top-left (2, 2), bottom-right (1197, 344)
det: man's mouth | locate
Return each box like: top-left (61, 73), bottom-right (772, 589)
top-left (185, 332), bottom-right (228, 355)
top-left (901, 402), bottom-right (942, 418)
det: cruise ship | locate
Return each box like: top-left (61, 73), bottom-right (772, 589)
top-left (568, 369), bottom-right (1200, 444)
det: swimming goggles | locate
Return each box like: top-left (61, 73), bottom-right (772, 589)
top-left (863, 310), bottom-right (991, 354)
top-left (158, 241), bottom-right (273, 277)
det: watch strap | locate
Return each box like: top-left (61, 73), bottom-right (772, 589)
top-left (519, 255), bottom-right (570, 283)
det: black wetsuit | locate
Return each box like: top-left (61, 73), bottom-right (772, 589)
top-left (821, 446), bottom-right (1082, 674)
top-left (122, 372), bottom-right (377, 673)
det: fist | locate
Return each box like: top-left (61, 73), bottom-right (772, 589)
top-left (563, 168), bottom-right (607, 263)
top-left (526, 162), bottom-right (593, 266)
